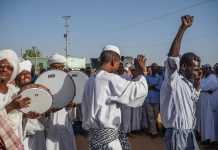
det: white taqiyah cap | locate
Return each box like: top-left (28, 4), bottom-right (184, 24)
top-left (102, 45), bottom-right (120, 56)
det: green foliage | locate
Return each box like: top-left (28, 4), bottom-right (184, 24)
top-left (23, 46), bottom-right (42, 58)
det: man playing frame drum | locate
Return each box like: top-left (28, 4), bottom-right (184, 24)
top-left (45, 53), bottom-right (77, 150)
top-left (0, 49), bottom-right (30, 147)
top-left (15, 59), bottom-right (47, 150)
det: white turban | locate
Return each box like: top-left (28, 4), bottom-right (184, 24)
top-left (47, 53), bottom-right (67, 66)
top-left (0, 49), bottom-right (19, 83)
top-left (203, 64), bottom-right (211, 68)
top-left (18, 60), bottom-right (32, 74)
top-left (102, 45), bottom-right (120, 56)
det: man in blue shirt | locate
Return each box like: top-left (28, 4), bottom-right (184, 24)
top-left (145, 63), bottom-right (163, 138)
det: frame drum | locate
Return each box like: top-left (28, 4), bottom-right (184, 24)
top-left (68, 70), bottom-right (89, 103)
top-left (19, 84), bottom-right (53, 114)
top-left (35, 70), bottom-right (76, 108)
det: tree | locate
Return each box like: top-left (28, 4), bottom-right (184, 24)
top-left (23, 46), bottom-right (42, 58)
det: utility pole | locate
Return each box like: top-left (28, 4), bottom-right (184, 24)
top-left (62, 16), bottom-right (71, 59)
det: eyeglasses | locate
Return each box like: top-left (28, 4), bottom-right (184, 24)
top-left (0, 64), bottom-right (13, 71)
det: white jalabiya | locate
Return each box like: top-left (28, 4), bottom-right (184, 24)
top-left (82, 70), bottom-right (148, 149)
top-left (0, 84), bottom-right (23, 140)
top-left (119, 73), bottom-right (132, 133)
top-left (131, 106), bottom-right (142, 131)
top-left (210, 85), bottom-right (218, 141)
top-left (18, 59), bottom-right (46, 150)
top-left (160, 57), bottom-right (200, 129)
top-left (199, 74), bottom-right (217, 141)
top-left (45, 108), bottom-right (77, 150)
top-left (23, 118), bottom-right (46, 150)
top-left (131, 76), bottom-right (144, 131)
top-left (23, 131), bottom-right (46, 150)
top-left (212, 74), bottom-right (218, 141)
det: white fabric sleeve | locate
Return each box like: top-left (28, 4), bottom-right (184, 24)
top-left (109, 75), bottom-right (148, 107)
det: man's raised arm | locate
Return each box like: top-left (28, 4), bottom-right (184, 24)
top-left (168, 15), bottom-right (194, 57)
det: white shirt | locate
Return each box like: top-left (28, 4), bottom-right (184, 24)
top-left (160, 57), bottom-right (200, 129)
top-left (0, 84), bottom-right (23, 140)
top-left (82, 70), bottom-right (148, 130)
top-left (201, 74), bottom-right (217, 91)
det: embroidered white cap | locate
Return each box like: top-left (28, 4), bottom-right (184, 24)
top-left (102, 45), bottom-right (120, 56)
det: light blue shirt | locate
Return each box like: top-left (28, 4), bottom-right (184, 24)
top-left (145, 74), bottom-right (163, 103)
top-left (160, 57), bottom-right (200, 129)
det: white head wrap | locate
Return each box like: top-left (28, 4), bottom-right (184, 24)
top-left (18, 60), bottom-right (32, 74)
top-left (215, 63), bottom-right (218, 69)
top-left (102, 45), bottom-right (120, 56)
top-left (47, 53), bottom-right (67, 66)
top-left (0, 49), bottom-right (19, 83)
top-left (203, 64), bottom-right (211, 68)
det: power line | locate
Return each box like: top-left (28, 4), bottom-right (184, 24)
top-left (73, 32), bottom-right (218, 49)
top-left (85, 0), bottom-right (214, 37)
top-left (121, 32), bottom-right (218, 49)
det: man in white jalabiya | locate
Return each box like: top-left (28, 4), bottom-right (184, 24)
top-left (117, 62), bottom-right (133, 137)
top-left (160, 15), bottom-right (202, 149)
top-left (15, 59), bottom-right (46, 150)
top-left (130, 66), bottom-right (143, 133)
top-left (45, 53), bottom-right (77, 150)
top-left (210, 64), bottom-right (218, 148)
top-left (198, 64), bottom-right (218, 148)
top-left (0, 49), bottom-right (30, 143)
top-left (82, 45), bottom-right (148, 150)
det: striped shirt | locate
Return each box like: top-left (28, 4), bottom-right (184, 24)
top-left (0, 110), bottom-right (23, 150)
top-left (160, 57), bottom-right (200, 129)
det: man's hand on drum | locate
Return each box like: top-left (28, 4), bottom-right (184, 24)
top-left (45, 107), bottom-right (62, 117)
top-left (5, 96), bottom-right (31, 113)
top-left (24, 111), bottom-right (40, 119)
top-left (12, 96), bottom-right (31, 109)
top-left (67, 101), bottom-right (77, 108)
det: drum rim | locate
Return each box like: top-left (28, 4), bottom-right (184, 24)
top-left (19, 87), bottom-right (53, 114)
top-left (18, 83), bottom-right (52, 95)
top-left (68, 70), bottom-right (89, 79)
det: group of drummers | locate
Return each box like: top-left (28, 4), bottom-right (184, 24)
top-left (0, 50), bottom-right (87, 150)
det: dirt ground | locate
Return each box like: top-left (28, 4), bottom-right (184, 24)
top-left (75, 133), bottom-right (165, 150)
top-left (75, 133), bottom-right (216, 150)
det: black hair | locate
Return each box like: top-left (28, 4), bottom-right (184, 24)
top-left (179, 52), bottom-right (201, 67)
top-left (99, 50), bottom-right (120, 66)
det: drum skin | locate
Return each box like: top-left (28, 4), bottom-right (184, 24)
top-left (19, 84), bottom-right (53, 114)
top-left (68, 70), bottom-right (89, 104)
top-left (35, 70), bottom-right (76, 108)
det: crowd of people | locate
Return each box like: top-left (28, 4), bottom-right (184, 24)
top-left (0, 15), bottom-right (218, 150)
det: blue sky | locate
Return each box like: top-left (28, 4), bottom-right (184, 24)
top-left (0, 0), bottom-right (217, 65)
